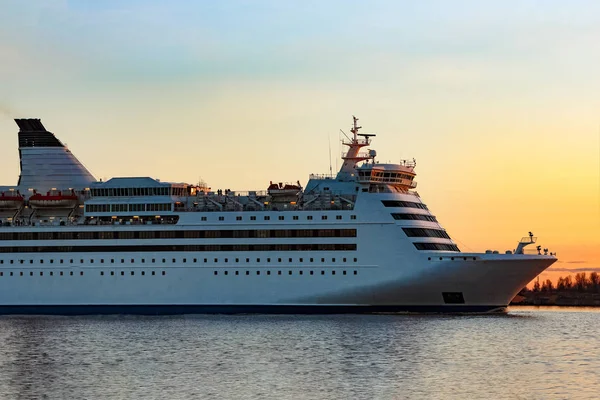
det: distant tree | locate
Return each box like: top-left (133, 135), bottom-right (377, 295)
top-left (564, 275), bottom-right (573, 290)
top-left (533, 279), bottom-right (541, 292)
top-left (589, 272), bottom-right (600, 292)
top-left (541, 279), bottom-right (554, 292)
top-left (557, 276), bottom-right (566, 290)
top-left (575, 273), bottom-right (588, 292)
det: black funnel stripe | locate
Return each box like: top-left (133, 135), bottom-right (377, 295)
top-left (15, 119), bottom-right (63, 148)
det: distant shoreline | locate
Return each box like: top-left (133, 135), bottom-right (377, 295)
top-left (511, 291), bottom-right (600, 307)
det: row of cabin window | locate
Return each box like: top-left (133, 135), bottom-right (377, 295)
top-left (413, 243), bottom-right (460, 251)
top-left (86, 203), bottom-right (171, 213)
top-left (381, 200), bottom-right (428, 210)
top-left (402, 228), bottom-right (452, 239)
top-left (0, 257), bottom-right (358, 265)
top-left (214, 270), bottom-right (358, 276)
top-left (358, 171), bottom-right (414, 180)
top-left (391, 213), bottom-right (438, 222)
top-left (0, 243), bottom-right (357, 253)
top-left (0, 270), bottom-right (166, 277)
top-left (0, 228), bottom-right (357, 241)
top-left (216, 215), bottom-right (357, 222)
top-left (91, 187), bottom-right (185, 197)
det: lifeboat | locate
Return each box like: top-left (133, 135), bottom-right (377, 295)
top-left (0, 191), bottom-right (24, 210)
top-left (28, 190), bottom-right (78, 208)
top-left (267, 181), bottom-right (302, 196)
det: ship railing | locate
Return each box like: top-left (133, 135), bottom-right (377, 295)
top-left (342, 151), bottom-right (370, 159)
top-left (342, 138), bottom-right (370, 146)
top-left (308, 174), bottom-right (336, 180)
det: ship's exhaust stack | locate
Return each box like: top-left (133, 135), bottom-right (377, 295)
top-left (15, 118), bottom-right (96, 191)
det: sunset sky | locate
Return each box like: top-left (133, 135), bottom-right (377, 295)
top-left (0, 1), bottom-right (598, 281)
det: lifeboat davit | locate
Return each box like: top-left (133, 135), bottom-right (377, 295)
top-left (28, 190), bottom-right (78, 208)
top-left (0, 191), bottom-right (25, 210)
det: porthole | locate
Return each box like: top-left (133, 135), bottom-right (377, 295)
top-left (0, 272), bottom-right (3, 277)
top-left (256, 258), bottom-right (260, 262)
top-left (336, 215), bottom-right (342, 220)
top-left (204, 258), bottom-right (208, 263)
top-left (151, 271), bottom-right (155, 276)
top-left (131, 259), bottom-right (135, 263)
top-left (267, 258), bottom-right (271, 262)
top-left (278, 216), bottom-right (284, 220)
top-left (236, 216), bottom-right (242, 221)
top-left (193, 258), bottom-right (197, 263)
top-left (9, 272), bottom-right (13, 276)
top-left (111, 271), bottom-right (115, 276)
top-left (80, 271), bottom-right (84, 276)
top-left (131, 271), bottom-right (134, 276)
top-left (224, 258), bottom-right (228, 263)
top-left (101, 259), bottom-right (104, 264)
top-left (321, 258), bottom-right (325, 263)
top-left (162, 271), bottom-right (165, 275)
top-left (310, 258), bottom-right (314, 262)
top-left (332, 271), bottom-right (336, 275)
top-left (299, 258), bottom-right (303, 263)
top-left (201, 216), bottom-right (207, 221)
top-left (293, 216), bottom-right (298, 220)
top-left (162, 259), bottom-right (166, 263)
top-left (100, 271), bottom-right (104, 276)
top-left (218, 216), bottom-right (224, 221)
top-left (310, 271), bottom-right (314, 275)
top-left (288, 258), bottom-right (292, 262)
top-left (267, 271), bottom-right (271, 275)
top-left (214, 271), bottom-right (218, 276)
top-left (70, 259), bottom-right (73, 264)
top-left (111, 259), bottom-right (115, 264)
top-left (121, 271), bottom-right (124, 276)
top-left (299, 271), bottom-right (303, 275)
top-left (246, 271), bottom-right (250, 275)
top-left (288, 271), bottom-right (292, 275)
top-left (332, 258), bottom-right (336, 262)
top-left (278, 258), bottom-right (282, 263)
top-left (30, 260), bottom-right (33, 264)
top-left (122, 259), bottom-right (125, 264)
top-left (30, 272), bottom-right (33, 276)
top-left (90, 259), bottom-right (94, 264)
top-left (264, 216), bottom-right (270, 221)
top-left (250, 216), bottom-right (256, 221)
top-left (439, 257), bottom-right (443, 260)
top-left (321, 271), bottom-right (325, 275)
top-left (60, 260), bottom-right (63, 264)
top-left (246, 258), bottom-right (249, 263)
top-left (50, 271), bottom-right (53, 276)
top-left (20, 260), bottom-right (23, 264)
top-left (80, 259), bottom-right (84, 263)
top-left (235, 271), bottom-right (239, 275)
top-left (59, 271), bottom-right (63, 276)
top-left (278, 271), bottom-right (282, 275)
top-left (256, 271), bottom-right (260, 275)
top-left (343, 258), bottom-right (347, 262)
top-left (451, 257), bottom-right (455, 261)
top-left (307, 216), bottom-right (313, 220)
top-left (172, 258), bottom-right (176, 263)
top-left (20, 272), bottom-right (23, 276)
top-left (224, 271), bottom-right (228, 276)
top-left (343, 271), bottom-right (347, 275)
top-left (353, 271), bottom-right (357, 275)
top-left (321, 215), bottom-right (327, 220)
top-left (428, 257), bottom-right (431, 261)
top-left (69, 271), bottom-right (73, 276)
top-left (235, 258), bottom-right (239, 263)
top-left (142, 271), bottom-right (145, 276)
top-left (142, 259), bottom-right (145, 263)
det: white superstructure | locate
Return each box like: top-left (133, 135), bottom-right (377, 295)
top-left (0, 117), bottom-right (556, 314)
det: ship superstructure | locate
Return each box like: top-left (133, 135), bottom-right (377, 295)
top-left (0, 117), bottom-right (556, 314)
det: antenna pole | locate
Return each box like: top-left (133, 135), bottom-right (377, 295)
top-left (328, 132), bottom-right (333, 176)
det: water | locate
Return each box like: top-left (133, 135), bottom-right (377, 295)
top-left (0, 307), bottom-right (598, 400)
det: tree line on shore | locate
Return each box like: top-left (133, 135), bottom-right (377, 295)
top-left (525, 272), bottom-right (600, 293)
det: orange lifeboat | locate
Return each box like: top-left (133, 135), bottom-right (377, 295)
top-left (0, 191), bottom-right (24, 210)
top-left (28, 190), bottom-right (78, 208)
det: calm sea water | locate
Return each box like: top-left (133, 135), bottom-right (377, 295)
top-left (0, 307), bottom-right (598, 400)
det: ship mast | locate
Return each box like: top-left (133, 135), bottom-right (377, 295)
top-left (336, 116), bottom-right (375, 181)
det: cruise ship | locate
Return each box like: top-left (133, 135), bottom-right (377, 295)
top-left (0, 117), bottom-right (556, 314)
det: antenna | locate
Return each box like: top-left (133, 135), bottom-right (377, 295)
top-left (328, 132), bottom-right (333, 176)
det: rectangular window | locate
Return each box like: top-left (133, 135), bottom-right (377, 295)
top-left (413, 243), bottom-right (460, 252)
top-left (392, 213), bottom-right (438, 222)
top-left (402, 228), bottom-right (451, 239)
top-left (381, 200), bottom-right (428, 210)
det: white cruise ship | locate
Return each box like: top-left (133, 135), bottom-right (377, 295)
top-left (0, 117), bottom-right (556, 314)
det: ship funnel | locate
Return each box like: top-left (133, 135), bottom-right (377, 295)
top-left (15, 118), bottom-right (96, 191)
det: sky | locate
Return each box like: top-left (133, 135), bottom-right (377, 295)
top-left (0, 0), bottom-right (598, 282)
